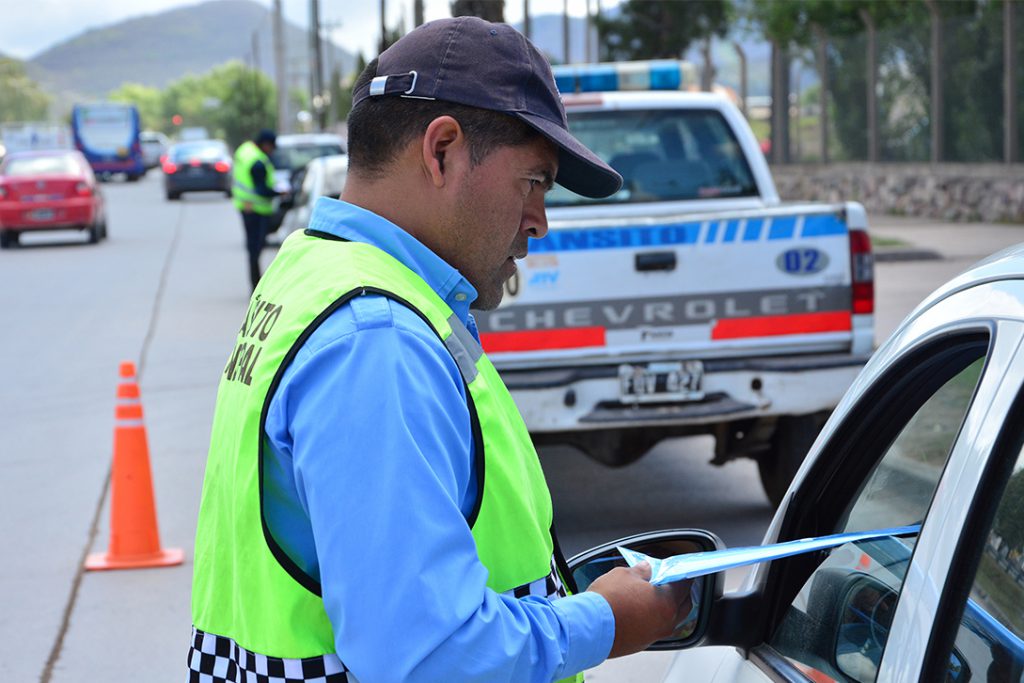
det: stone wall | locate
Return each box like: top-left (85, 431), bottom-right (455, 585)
top-left (770, 163), bottom-right (1024, 223)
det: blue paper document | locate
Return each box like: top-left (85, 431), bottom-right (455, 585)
top-left (619, 524), bottom-right (921, 585)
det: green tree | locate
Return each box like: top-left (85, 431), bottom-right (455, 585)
top-left (595, 0), bottom-right (729, 61)
top-left (108, 82), bottom-right (164, 131)
top-left (0, 58), bottom-right (50, 122)
top-left (995, 468), bottom-right (1024, 553)
top-left (206, 61), bottom-right (277, 149)
top-left (335, 52), bottom-right (367, 124)
top-left (158, 61), bottom-right (276, 148)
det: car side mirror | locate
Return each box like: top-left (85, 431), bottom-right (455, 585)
top-left (567, 529), bottom-right (724, 650)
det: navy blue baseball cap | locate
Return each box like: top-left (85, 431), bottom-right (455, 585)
top-left (352, 16), bottom-right (622, 199)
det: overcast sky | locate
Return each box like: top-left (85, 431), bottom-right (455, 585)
top-left (2, 0), bottom-right (610, 62)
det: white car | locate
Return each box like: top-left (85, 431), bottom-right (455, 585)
top-left (278, 154), bottom-right (348, 237)
top-left (570, 244), bottom-right (1024, 682)
top-left (139, 130), bottom-right (170, 169)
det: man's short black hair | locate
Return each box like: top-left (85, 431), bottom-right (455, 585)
top-left (347, 58), bottom-right (541, 178)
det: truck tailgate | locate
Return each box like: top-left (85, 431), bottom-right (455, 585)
top-left (475, 204), bottom-right (859, 368)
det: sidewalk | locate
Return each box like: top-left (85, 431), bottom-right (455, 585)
top-left (869, 213), bottom-right (1024, 262)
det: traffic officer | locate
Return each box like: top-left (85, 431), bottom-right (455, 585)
top-left (190, 17), bottom-right (691, 683)
top-left (232, 128), bottom-right (280, 290)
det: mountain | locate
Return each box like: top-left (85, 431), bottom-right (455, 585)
top-left (27, 0), bottom-right (354, 101)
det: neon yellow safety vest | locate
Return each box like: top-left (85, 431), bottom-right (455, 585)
top-left (191, 228), bottom-right (583, 682)
top-left (232, 140), bottom-right (275, 215)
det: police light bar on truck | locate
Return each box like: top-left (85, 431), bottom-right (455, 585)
top-left (552, 60), bottom-right (700, 94)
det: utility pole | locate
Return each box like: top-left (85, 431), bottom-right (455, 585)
top-left (310, 0), bottom-right (325, 131)
top-left (380, 0), bottom-right (388, 54)
top-left (523, 0), bottom-right (531, 40)
top-left (273, 0), bottom-right (288, 133)
top-left (414, 0), bottom-right (424, 27)
top-left (584, 0), bottom-right (591, 64)
top-left (563, 0), bottom-right (570, 64)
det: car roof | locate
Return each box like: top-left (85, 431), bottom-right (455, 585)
top-left (275, 133), bottom-right (345, 147)
top-left (902, 243), bottom-right (1024, 327)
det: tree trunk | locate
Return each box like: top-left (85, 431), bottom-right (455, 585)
top-left (701, 38), bottom-right (714, 92)
top-left (563, 0), bottom-right (571, 63)
top-left (771, 40), bottom-right (791, 164)
top-left (859, 7), bottom-right (879, 163)
top-left (812, 23), bottom-right (829, 164)
top-left (926, 0), bottom-right (943, 163)
top-left (1006, 0), bottom-right (1019, 163)
top-left (733, 41), bottom-right (747, 117)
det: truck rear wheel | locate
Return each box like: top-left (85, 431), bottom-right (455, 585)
top-left (758, 412), bottom-right (830, 507)
top-left (573, 430), bottom-right (661, 468)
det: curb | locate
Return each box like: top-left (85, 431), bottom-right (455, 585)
top-left (874, 248), bottom-right (943, 263)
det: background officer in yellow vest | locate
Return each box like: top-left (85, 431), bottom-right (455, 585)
top-left (232, 128), bottom-right (281, 290)
top-left (191, 17), bottom-right (692, 683)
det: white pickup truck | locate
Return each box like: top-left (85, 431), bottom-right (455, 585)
top-left (473, 66), bottom-right (874, 505)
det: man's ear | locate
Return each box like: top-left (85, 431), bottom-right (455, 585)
top-left (421, 116), bottom-right (468, 188)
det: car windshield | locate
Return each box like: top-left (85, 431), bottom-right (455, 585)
top-left (171, 143), bottom-right (227, 162)
top-left (546, 108), bottom-right (758, 207)
top-left (2, 154), bottom-right (80, 176)
top-left (273, 143), bottom-right (344, 171)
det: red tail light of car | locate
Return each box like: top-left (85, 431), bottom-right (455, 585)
top-left (163, 161), bottom-right (178, 174)
top-left (214, 161), bottom-right (230, 173)
top-left (74, 181), bottom-right (93, 197)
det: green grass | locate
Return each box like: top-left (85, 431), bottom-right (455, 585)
top-left (871, 235), bottom-right (910, 248)
top-left (973, 551), bottom-right (1024, 634)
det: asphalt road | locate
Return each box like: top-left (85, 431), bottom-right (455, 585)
top-left (1, 172), bottom-right (1021, 682)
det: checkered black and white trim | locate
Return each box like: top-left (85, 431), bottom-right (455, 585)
top-left (187, 627), bottom-right (349, 683)
top-left (504, 555), bottom-right (569, 600)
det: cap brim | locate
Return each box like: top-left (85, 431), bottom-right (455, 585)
top-left (514, 112), bottom-right (622, 199)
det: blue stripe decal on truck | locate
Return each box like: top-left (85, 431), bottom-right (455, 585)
top-left (532, 214), bottom-right (846, 253)
top-left (768, 217), bottom-right (797, 240)
top-left (802, 214), bottom-right (847, 237)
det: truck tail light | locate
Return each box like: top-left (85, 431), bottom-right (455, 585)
top-left (849, 229), bottom-right (874, 315)
top-left (214, 161), bottom-right (230, 173)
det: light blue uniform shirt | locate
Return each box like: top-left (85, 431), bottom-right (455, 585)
top-left (263, 198), bottom-right (614, 682)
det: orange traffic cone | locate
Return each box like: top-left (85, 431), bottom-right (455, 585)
top-left (85, 361), bottom-right (184, 570)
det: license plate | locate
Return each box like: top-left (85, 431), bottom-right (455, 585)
top-left (27, 208), bottom-right (55, 221)
top-left (619, 361), bottom-right (705, 404)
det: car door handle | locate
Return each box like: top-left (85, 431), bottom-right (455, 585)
top-left (635, 251), bottom-right (677, 272)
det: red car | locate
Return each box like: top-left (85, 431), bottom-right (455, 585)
top-left (0, 150), bottom-right (107, 248)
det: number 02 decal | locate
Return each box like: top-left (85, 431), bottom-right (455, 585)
top-left (776, 247), bottom-right (829, 275)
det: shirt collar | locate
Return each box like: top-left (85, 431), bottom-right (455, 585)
top-left (307, 197), bottom-right (478, 322)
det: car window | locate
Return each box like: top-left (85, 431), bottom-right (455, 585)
top-left (546, 108), bottom-right (758, 207)
top-left (768, 349), bottom-right (987, 683)
top-left (272, 143), bottom-right (344, 171)
top-left (941, 445), bottom-right (1024, 680)
top-left (171, 143), bottom-right (227, 162)
top-left (2, 154), bottom-right (80, 176)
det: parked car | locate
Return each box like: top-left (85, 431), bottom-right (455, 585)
top-left (568, 244), bottom-right (1024, 682)
top-left (269, 133), bottom-right (346, 233)
top-left (278, 154), bottom-right (348, 237)
top-left (139, 130), bottom-right (170, 170)
top-left (163, 140), bottom-right (232, 200)
top-left (0, 149), bottom-right (107, 248)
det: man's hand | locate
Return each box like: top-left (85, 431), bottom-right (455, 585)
top-left (243, 201), bottom-right (254, 212)
top-left (586, 562), bottom-right (693, 658)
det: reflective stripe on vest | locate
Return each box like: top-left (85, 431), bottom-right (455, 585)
top-left (192, 230), bottom-right (581, 682)
top-left (232, 140), bottom-right (275, 215)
